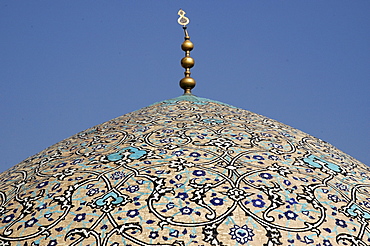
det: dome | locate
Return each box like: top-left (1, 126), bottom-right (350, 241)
top-left (0, 94), bottom-right (369, 246)
top-left (1, 9), bottom-right (369, 246)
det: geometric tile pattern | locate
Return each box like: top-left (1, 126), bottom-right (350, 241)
top-left (0, 94), bottom-right (368, 246)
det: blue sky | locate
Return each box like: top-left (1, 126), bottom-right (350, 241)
top-left (0, 1), bottom-right (369, 173)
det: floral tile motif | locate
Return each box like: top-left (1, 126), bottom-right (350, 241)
top-left (0, 95), bottom-right (369, 246)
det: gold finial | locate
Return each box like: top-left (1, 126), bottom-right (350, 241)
top-left (178, 9), bottom-right (195, 94)
top-left (177, 9), bottom-right (189, 26)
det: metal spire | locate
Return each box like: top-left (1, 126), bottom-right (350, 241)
top-left (178, 9), bottom-right (195, 94)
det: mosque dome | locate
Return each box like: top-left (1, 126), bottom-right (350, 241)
top-left (0, 10), bottom-right (369, 246)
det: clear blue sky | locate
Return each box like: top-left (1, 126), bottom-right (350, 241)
top-left (0, 1), bottom-right (369, 173)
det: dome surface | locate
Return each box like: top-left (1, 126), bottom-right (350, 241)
top-left (0, 94), bottom-right (369, 246)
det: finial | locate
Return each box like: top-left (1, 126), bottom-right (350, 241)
top-left (177, 9), bottom-right (190, 26)
top-left (178, 9), bottom-right (195, 95)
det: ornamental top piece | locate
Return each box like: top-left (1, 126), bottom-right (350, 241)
top-left (177, 9), bottom-right (195, 94)
top-left (177, 9), bottom-right (190, 26)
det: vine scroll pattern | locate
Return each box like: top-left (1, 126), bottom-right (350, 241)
top-left (0, 95), bottom-right (369, 246)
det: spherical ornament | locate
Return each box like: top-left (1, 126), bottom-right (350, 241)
top-left (181, 56), bottom-right (195, 68)
top-left (181, 40), bottom-right (194, 51)
top-left (179, 76), bottom-right (196, 91)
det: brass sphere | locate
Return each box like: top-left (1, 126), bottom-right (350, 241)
top-left (181, 57), bottom-right (195, 68)
top-left (181, 40), bottom-right (194, 51)
top-left (180, 77), bottom-right (196, 91)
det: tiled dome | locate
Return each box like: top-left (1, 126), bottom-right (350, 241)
top-left (0, 94), bottom-right (368, 246)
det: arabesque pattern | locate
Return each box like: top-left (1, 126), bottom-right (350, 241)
top-left (0, 95), bottom-right (369, 246)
